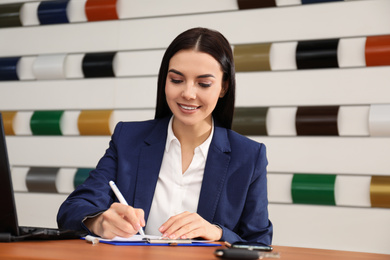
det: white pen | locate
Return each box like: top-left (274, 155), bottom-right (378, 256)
top-left (109, 180), bottom-right (146, 237)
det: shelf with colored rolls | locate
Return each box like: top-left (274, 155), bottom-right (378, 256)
top-left (1, 35), bottom-right (389, 81)
top-left (4, 106), bottom-right (390, 208)
top-left (10, 166), bottom-right (390, 209)
top-left (1, 104), bottom-right (389, 137)
top-left (12, 166), bottom-right (93, 194)
top-left (0, 0), bottom-right (361, 29)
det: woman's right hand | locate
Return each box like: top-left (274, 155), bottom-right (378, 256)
top-left (84, 203), bottom-right (145, 239)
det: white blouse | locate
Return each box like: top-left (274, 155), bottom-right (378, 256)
top-left (145, 117), bottom-right (214, 236)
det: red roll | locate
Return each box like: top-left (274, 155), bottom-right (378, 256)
top-left (365, 35), bottom-right (390, 67)
top-left (85, 0), bottom-right (118, 22)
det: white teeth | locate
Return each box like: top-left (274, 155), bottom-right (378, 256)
top-left (180, 104), bottom-right (197, 110)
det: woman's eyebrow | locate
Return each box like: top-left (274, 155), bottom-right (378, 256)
top-left (168, 69), bottom-right (215, 78)
top-left (168, 69), bottom-right (183, 76)
top-left (197, 74), bottom-right (215, 79)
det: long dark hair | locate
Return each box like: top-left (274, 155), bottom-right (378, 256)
top-left (154, 27), bottom-right (236, 129)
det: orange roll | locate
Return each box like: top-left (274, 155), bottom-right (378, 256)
top-left (78, 110), bottom-right (113, 135)
top-left (1, 111), bottom-right (17, 135)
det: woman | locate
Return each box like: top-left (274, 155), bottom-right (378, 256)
top-left (57, 27), bottom-right (273, 245)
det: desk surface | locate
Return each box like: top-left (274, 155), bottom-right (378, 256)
top-left (0, 240), bottom-right (389, 260)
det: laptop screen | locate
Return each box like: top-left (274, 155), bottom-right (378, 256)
top-left (0, 113), bottom-right (20, 236)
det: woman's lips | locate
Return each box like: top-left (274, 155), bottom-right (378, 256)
top-left (178, 103), bottom-right (200, 112)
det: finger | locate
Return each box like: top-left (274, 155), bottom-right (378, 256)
top-left (159, 211), bottom-right (191, 234)
top-left (110, 203), bottom-right (145, 232)
top-left (134, 208), bottom-right (146, 227)
top-left (100, 217), bottom-right (134, 239)
top-left (101, 207), bottom-right (138, 237)
top-left (178, 226), bottom-right (203, 239)
top-left (121, 208), bottom-right (144, 233)
top-left (161, 212), bottom-right (198, 239)
top-left (159, 211), bottom-right (187, 235)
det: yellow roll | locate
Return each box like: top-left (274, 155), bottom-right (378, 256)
top-left (78, 110), bottom-right (113, 135)
top-left (370, 176), bottom-right (390, 208)
top-left (1, 111), bottom-right (17, 135)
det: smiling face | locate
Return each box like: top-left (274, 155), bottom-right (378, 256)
top-left (165, 49), bottom-right (226, 132)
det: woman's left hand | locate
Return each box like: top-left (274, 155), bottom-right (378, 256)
top-left (158, 211), bottom-right (222, 240)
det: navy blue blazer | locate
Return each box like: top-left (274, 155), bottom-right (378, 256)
top-left (57, 117), bottom-right (272, 244)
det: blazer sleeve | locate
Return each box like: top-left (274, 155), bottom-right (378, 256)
top-left (56, 122), bottom-right (124, 231)
top-left (219, 143), bottom-right (273, 245)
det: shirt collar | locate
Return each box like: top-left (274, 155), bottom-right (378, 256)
top-left (165, 116), bottom-right (214, 159)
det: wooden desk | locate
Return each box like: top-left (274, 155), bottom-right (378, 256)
top-left (0, 240), bottom-right (389, 260)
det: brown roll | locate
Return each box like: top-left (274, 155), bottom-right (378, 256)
top-left (296, 106), bottom-right (339, 136)
top-left (237, 0), bottom-right (276, 9)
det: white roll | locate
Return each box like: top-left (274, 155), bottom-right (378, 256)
top-left (337, 37), bottom-right (366, 68)
top-left (65, 54), bottom-right (85, 79)
top-left (267, 173), bottom-right (293, 204)
top-left (13, 111), bottom-right (33, 135)
top-left (269, 42), bottom-right (298, 71)
top-left (369, 104), bottom-right (390, 136)
top-left (33, 54), bottom-right (67, 80)
top-left (67, 0), bottom-right (88, 23)
top-left (61, 111), bottom-right (81, 135)
top-left (276, 0), bottom-right (301, 6)
top-left (334, 175), bottom-right (371, 207)
top-left (19, 2), bottom-right (40, 26)
top-left (16, 56), bottom-right (36, 80)
top-left (56, 168), bottom-right (78, 194)
top-left (266, 107), bottom-right (297, 136)
top-left (11, 166), bottom-right (30, 192)
top-left (337, 105), bottom-right (370, 136)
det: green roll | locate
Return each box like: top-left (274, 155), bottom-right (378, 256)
top-left (74, 168), bottom-right (93, 188)
top-left (30, 111), bottom-right (64, 135)
top-left (291, 174), bottom-right (336, 205)
top-left (232, 107), bottom-right (268, 135)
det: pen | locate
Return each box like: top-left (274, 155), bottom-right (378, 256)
top-left (109, 180), bottom-right (146, 237)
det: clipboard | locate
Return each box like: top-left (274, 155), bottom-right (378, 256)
top-left (83, 235), bottom-right (221, 247)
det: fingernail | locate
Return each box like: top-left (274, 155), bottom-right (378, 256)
top-left (159, 226), bottom-right (165, 232)
top-left (162, 233), bottom-right (168, 238)
top-left (169, 234), bottom-right (176, 239)
top-left (181, 235), bottom-right (187, 239)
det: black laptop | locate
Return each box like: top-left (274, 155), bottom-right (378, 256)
top-left (0, 113), bottom-right (86, 242)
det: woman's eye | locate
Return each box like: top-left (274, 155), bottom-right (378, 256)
top-left (170, 79), bottom-right (182, 84)
top-left (199, 82), bottom-right (211, 88)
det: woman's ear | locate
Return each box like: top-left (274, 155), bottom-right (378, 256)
top-left (219, 81), bottom-right (228, 98)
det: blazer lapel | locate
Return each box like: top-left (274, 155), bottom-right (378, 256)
top-left (197, 125), bottom-right (231, 222)
top-left (133, 117), bottom-right (170, 221)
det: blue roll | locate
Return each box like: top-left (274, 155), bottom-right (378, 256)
top-left (0, 57), bottom-right (20, 81)
top-left (38, 0), bottom-right (70, 25)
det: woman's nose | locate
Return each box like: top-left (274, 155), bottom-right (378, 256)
top-left (181, 83), bottom-right (196, 100)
